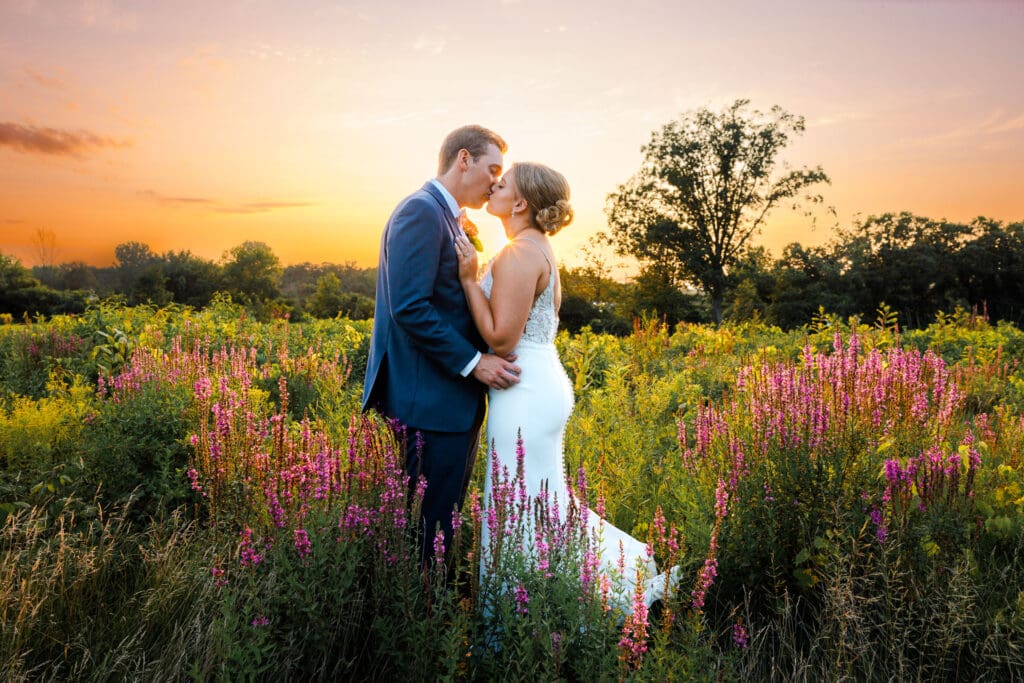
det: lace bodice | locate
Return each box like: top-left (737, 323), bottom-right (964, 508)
top-left (480, 239), bottom-right (559, 345)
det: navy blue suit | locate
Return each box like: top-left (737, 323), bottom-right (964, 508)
top-left (363, 181), bottom-right (487, 560)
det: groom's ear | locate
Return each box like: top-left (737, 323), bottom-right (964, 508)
top-left (455, 148), bottom-right (470, 171)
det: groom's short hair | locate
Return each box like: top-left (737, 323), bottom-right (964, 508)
top-left (438, 125), bottom-right (507, 175)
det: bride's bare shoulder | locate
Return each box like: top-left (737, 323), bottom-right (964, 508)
top-left (491, 240), bottom-right (547, 277)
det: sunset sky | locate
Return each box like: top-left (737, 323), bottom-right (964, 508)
top-left (2, 0), bottom-right (1022, 274)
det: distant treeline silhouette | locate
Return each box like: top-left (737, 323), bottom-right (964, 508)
top-left (1, 211), bottom-right (1022, 331)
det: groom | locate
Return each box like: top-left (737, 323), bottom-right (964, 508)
top-left (363, 125), bottom-right (522, 563)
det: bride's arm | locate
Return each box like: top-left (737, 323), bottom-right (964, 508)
top-left (456, 235), bottom-right (539, 358)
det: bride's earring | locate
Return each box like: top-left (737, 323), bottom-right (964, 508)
top-left (510, 208), bottom-right (517, 218)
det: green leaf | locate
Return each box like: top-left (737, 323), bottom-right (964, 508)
top-left (793, 567), bottom-right (816, 589)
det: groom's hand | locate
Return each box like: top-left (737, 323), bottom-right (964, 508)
top-left (472, 353), bottom-right (521, 390)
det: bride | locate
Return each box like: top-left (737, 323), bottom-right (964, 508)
top-left (453, 162), bottom-right (675, 612)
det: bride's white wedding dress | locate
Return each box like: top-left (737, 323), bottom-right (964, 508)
top-left (478, 239), bottom-right (674, 612)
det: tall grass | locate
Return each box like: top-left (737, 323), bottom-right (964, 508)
top-left (0, 501), bottom-right (220, 680)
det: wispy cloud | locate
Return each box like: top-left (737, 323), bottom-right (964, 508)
top-left (411, 33), bottom-right (446, 55)
top-left (809, 110), bottom-right (874, 128)
top-left (216, 201), bottom-right (313, 214)
top-left (24, 67), bottom-right (67, 90)
top-left (987, 113), bottom-right (1024, 135)
top-left (8, 0), bottom-right (140, 31)
top-left (139, 191), bottom-right (216, 207)
top-left (140, 191), bottom-right (312, 214)
top-left (179, 45), bottom-right (233, 74)
top-left (245, 42), bottom-right (339, 65)
top-left (75, 0), bottom-right (139, 32)
top-left (905, 109), bottom-right (1024, 148)
top-left (0, 122), bottom-right (131, 157)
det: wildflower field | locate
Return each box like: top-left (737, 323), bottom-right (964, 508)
top-left (2, 300), bottom-right (1023, 680)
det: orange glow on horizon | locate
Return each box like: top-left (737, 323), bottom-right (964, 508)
top-left (2, 1), bottom-right (1022, 272)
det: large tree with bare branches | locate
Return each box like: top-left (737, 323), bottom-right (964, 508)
top-left (606, 99), bottom-right (829, 323)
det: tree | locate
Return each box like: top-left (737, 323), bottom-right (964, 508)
top-left (30, 226), bottom-right (60, 289)
top-left (221, 241), bottom-right (282, 304)
top-left (307, 272), bottom-right (346, 318)
top-left (955, 219), bottom-right (1024, 323)
top-left (834, 213), bottom-right (971, 327)
top-left (0, 251), bottom-right (88, 317)
top-left (724, 246), bottom-right (772, 323)
top-left (132, 264), bottom-right (173, 306)
top-left (606, 99), bottom-right (829, 323)
top-left (31, 225), bottom-right (58, 269)
top-left (629, 261), bottom-right (709, 326)
top-left (114, 241), bottom-right (157, 293)
top-left (59, 261), bottom-right (99, 291)
top-left (0, 252), bottom-right (38, 292)
top-left (162, 250), bottom-right (222, 308)
top-left (766, 243), bottom-right (845, 328)
top-left (308, 273), bottom-right (375, 320)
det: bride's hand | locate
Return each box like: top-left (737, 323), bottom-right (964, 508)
top-left (454, 234), bottom-right (478, 283)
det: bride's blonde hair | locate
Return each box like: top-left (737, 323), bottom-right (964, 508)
top-left (512, 162), bottom-right (574, 235)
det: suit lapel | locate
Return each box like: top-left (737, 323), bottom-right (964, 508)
top-left (421, 181), bottom-right (461, 245)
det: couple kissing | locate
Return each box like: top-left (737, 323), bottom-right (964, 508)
top-left (362, 125), bottom-right (677, 613)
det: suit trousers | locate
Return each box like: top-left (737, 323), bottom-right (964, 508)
top-left (405, 401), bottom-right (485, 564)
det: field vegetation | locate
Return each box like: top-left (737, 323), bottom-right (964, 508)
top-left (1, 300), bottom-right (1022, 680)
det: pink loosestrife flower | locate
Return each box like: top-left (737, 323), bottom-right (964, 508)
top-left (580, 548), bottom-right (599, 591)
top-left (293, 528), bottom-right (312, 558)
top-left (433, 529), bottom-right (446, 561)
top-left (691, 557), bottom-right (718, 611)
top-left (618, 573), bottom-right (649, 666)
top-left (514, 583), bottom-right (530, 615)
top-left (733, 620), bottom-right (749, 649)
top-left (715, 478), bottom-right (729, 519)
top-left (210, 565), bottom-right (228, 588)
top-left (599, 574), bottom-right (612, 612)
top-left (536, 537), bottom-right (551, 577)
top-left (239, 526), bottom-right (264, 568)
top-left (870, 506), bottom-right (887, 544)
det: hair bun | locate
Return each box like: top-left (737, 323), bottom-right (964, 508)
top-left (535, 199), bottom-right (574, 235)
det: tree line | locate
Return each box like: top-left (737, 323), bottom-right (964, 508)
top-left (3, 209), bottom-right (1021, 333)
top-left (587, 212), bottom-right (1023, 332)
top-left (2, 100), bottom-right (1020, 330)
top-left (0, 240), bottom-right (375, 323)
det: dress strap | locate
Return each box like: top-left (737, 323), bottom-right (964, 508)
top-left (515, 237), bottom-right (554, 279)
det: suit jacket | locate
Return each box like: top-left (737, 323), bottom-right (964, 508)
top-left (362, 181), bottom-right (487, 433)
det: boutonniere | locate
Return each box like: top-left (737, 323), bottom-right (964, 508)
top-left (460, 213), bottom-right (484, 252)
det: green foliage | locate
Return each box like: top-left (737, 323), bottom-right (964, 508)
top-left (80, 381), bottom-right (193, 518)
top-left (306, 272), bottom-right (375, 320)
top-left (221, 240), bottom-right (283, 305)
top-left (162, 249), bottom-right (223, 308)
top-left (607, 99), bottom-right (830, 323)
top-left (0, 253), bottom-right (37, 292)
top-left (0, 380), bottom-right (92, 516)
top-left (0, 325), bottom-right (92, 399)
top-left (1, 304), bottom-right (1022, 679)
